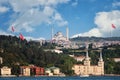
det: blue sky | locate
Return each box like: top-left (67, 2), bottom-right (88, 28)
top-left (0, 0), bottom-right (120, 40)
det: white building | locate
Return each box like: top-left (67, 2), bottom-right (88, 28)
top-left (0, 66), bottom-right (11, 75)
top-left (45, 68), bottom-right (53, 76)
top-left (51, 27), bottom-right (71, 48)
top-left (74, 56), bottom-right (85, 62)
top-left (52, 49), bottom-right (63, 54)
top-left (45, 67), bottom-right (60, 76)
top-left (113, 58), bottom-right (120, 62)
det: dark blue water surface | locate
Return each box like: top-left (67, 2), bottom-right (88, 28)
top-left (0, 76), bottom-right (120, 80)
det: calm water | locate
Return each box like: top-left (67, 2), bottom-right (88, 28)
top-left (0, 76), bottom-right (120, 80)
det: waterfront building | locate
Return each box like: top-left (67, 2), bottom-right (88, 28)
top-left (45, 68), bottom-right (53, 76)
top-left (45, 66), bottom-right (65, 76)
top-left (20, 65), bottom-right (44, 76)
top-left (50, 67), bottom-right (60, 75)
top-left (0, 66), bottom-right (11, 76)
top-left (30, 65), bottom-right (44, 75)
top-left (72, 49), bottom-right (104, 75)
top-left (20, 66), bottom-right (31, 76)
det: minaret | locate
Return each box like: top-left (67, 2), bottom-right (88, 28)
top-left (99, 50), bottom-right (103, 61)
top-left (98, 49), bottom-right (104, 75)
top-left (85, 43), bottom-right (89, 60)
top-left (66, 26), bottom-right (69, 41)
top-left (84, 44), bottom-right (90, 65)
top-left (84, 44), bottom-right (90, 75)
top-left (51, 26), bottom-right (54, 40)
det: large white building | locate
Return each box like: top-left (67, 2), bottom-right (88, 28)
top-left (52, 32), bottom-right (67, 42)
top-left (72, 49), bottom-right (104, 76)
top-left (51, 27), bottom-right (70, 48)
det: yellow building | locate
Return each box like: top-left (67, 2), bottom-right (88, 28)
top-left (72, 50), bottom-right (104, 76)
top-left (0, 66), bottom-right (11, 75)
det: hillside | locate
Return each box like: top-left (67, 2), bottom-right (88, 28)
top-left (0, 35), bottom-right (76, 75)
top-left (70, 36), bottom-right (120, 42)
top-left (0, 35), bottom-right (120, 75)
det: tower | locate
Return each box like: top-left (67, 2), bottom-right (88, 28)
top-left (98, 49), bottom-right (104, 75)
top-left (84, 43), bottom-right (90, 62)
top-left (84, 49), bottom-right (90, 66)
top-left (83, 44), bottom-right (90, 75)
top-left (66, 26), bottom-right (69, 41)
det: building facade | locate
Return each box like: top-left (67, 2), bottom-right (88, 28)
top-left (20, 66), bottom-right (31, 76)
top-left (20, 65), bottom-right (44, 76)
top-left (0, 66), bottom-right (11, 75)
top-left (51, 27), bottom-right (71, 48)
top-left (72, 50), bottom-right (104, 75)
top-left (45, 66), bottom-right (63, 76)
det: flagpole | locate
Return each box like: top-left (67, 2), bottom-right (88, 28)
top-left (110, 26), bottom-right (112, 37)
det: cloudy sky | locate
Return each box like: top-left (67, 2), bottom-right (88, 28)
top-left (0, 0), bottom-right (120, 40)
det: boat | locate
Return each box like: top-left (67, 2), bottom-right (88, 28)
top-left (80, 74), bottom-right (89, 77)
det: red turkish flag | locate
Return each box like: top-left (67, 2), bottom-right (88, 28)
top-left (19, 33), bottom-right (24, 40)
top-left (112, 24), bottom-right (116, 29)
top-left (11, 26), bottom-right (15, 32)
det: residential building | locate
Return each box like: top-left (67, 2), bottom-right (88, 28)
top-left (20, 66), bottom-right (30, 76)
top-left (113, 58), bottom-right (120, 62)
top-left (20, 65), bottom-right (45, 76)
top-left (45, 68), bottom-right (53, 76)
top-left (45, 66), bottom-right (63, 76)
top-left (52, 49), bottom-right (63, 54)
top-left (0, 66), bottom-right (11, 75)
top-left (50, 67), bottom-right (60, 75)
top-left (74, 56), bottom-right (85, 62)
top-left (30, 66), bottom-right (44, 75)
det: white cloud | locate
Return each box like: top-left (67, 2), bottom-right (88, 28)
top-left (71, 0), bottom-right (78, 6)
top-left (0, 6), bottom-right (9, 13)
top-left (72, 10), bottom-right (120, 38)
top-left (43, 6), bottom-right (54, 16)
top-left (0, 0), bottom-right (69, 32)
top-left (0, 30), bottom-right (13, 36)
top-left (53, 12), bottom-right (68, 26)
top-left (72, 28), bottom-right (102, 38)
top-left (112, 2), bottom-right (120, 7)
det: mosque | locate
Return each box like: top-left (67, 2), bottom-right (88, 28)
top-left (72, 47), bottom-right (104, 76)
top-left (51, 27), bottom-right (70, 47)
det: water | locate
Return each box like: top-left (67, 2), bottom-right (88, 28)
top-left (0, 76), bottom-right (120, 80)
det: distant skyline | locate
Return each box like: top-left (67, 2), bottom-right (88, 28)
top-left (0, 0), bottom-right (120, 40)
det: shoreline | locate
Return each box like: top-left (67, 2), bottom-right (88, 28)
top-left (0, 74), bottom-right (120, 78)
top-left (104, 74), bottom-right (120, 76)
